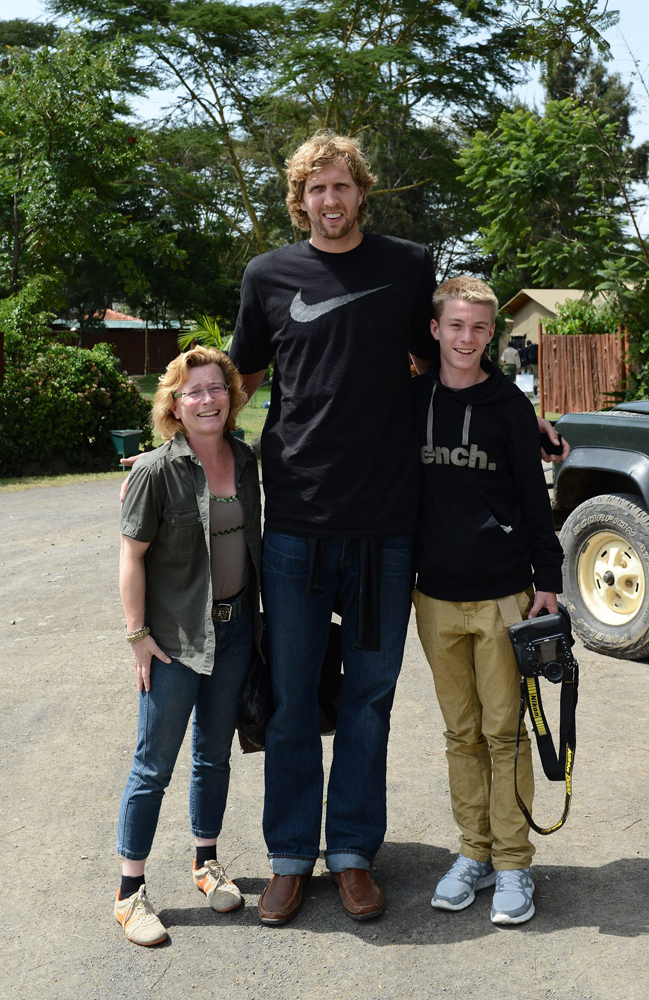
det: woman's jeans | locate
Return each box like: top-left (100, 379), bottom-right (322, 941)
top-left (261, 531), bottom-right (413, 875)
top-left (117, 601), bottom-right (253, 861)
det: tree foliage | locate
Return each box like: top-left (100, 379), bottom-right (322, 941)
top-left (0, 18), bottom-right (61, 52)
top-left (542, 298), bottom-right (619, 336)
top-left (457, 98), bottom-right (637, 299)
top-left (595, 249), bottom-right (649, 399)
top-left (501, 0), bottom-right (617, 56)
top-left (0, 340), bottom-right (152, 474)
top-left (0, 0), bottom-right (616, 334)
top-left (46, 0), bottom-right (613, 267)
top-left (120, 126), bottom-right (240, 330)
top-left (541, 41), bottom-right (649, 181)
top-left (0, 32), bottom-right (182, 342)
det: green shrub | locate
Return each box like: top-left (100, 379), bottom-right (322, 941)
top-left (543, 299), bottom-right (619, 336)
top-left (0, 340), bottom-right (152, 475)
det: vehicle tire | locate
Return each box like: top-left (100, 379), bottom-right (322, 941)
top-left (560, 493), bottom-right (649, 659)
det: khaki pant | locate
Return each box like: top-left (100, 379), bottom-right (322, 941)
top-left (413, 588), bottom-right (535, 869)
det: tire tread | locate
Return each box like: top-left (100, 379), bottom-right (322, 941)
top-left (560, 492), bottom-right (649, 660)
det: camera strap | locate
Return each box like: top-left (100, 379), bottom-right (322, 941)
top-left (498, 595), bottom-right (579, 836)
top-left (515, 670), bottom-right (579, 834)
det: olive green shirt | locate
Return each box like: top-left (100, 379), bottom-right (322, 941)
top-left (120, 432), bottom-right (262, 675)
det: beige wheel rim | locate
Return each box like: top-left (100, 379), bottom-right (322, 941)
top-left (576, 530), bottom-right (645, 626)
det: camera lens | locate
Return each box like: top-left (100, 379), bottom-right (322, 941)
top-left (544, 661), bottom-right (564, 683)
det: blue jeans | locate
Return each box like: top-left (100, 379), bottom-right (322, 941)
top-left (262, 532), bottom-right (413, 875)
top-left (116, 600), bottom-right (254, 861)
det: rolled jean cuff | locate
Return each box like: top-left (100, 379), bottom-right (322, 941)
top-left (325, 850), bottom-right (372, 873)
top-left (190, 827), bottom-right (221, 840)
top-left (269, 854), bottom-right (316, 876)
top-left (116, 845), bottom-right (150, 862)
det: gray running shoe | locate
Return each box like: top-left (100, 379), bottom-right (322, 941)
top-left (491, 868), bottom-right (535, 925)
top-left (432, 855), bottom-right (496, 911)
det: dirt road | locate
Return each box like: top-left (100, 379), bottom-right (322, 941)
top-left (1, 477), bottom-right (647, 1000)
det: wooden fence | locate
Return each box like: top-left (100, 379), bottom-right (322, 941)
top-left (539, 329), bottom-right (628, 415)
top-left (77, 327), bottom-right (180, 374)
top-left (0, 327), bottom-right (188, 382)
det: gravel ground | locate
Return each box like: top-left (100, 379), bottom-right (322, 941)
top-left (1, 477), bottom-right (647, 1000)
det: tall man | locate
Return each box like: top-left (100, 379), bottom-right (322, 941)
top-left (230, 133), bottom-right (566, 925)
top-left (230, 134), bottom-right (436, 923)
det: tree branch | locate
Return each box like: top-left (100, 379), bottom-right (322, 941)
top-left (370, 176), bottom-right (437, 196)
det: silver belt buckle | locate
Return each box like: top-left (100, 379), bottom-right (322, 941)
top-left (213, 603), bottom-right (233, 622)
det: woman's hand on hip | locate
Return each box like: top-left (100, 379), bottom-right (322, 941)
top-left (131, 635), bottom-right (172, 693)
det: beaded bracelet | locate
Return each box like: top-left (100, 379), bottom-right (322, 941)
top-left (125, 625), bottom-right (151, 644)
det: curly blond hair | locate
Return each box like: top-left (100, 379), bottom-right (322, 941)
top-left (285, 132), bottom-right (377, 231)
top-left (152, 346), bottom-right (247, 440)
top-left (433, 276), bottom-right (499, 323)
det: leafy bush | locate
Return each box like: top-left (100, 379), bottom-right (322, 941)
top-left (0, 339), bottom-right (152, 475)
top-left (543, 299), bottom-right (619, 336)
top-left (597, 260), bottom-right (649, 400)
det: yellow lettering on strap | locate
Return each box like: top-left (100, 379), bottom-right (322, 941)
top-left (526, 678), bottom-right (547, 736)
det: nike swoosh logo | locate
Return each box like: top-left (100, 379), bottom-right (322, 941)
top-left (289, 285), bottom-right (391, 323)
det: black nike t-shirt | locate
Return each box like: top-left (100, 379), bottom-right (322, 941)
top-left (230, 233), bottom-right (437, 538)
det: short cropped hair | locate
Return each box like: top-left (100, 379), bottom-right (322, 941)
top-left (285, 132), bottom-right (377, 231)
top-left (152, 346), bottom-right (247, 440)
top-left (433, 276), bottom-right (499, 323)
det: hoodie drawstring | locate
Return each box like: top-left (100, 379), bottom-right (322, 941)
top-left (421, 385), bottom-right (473, 464)
top-left (421, 384), bottom-right (437, 464)
top-left (462, 404), bottom-right (472, 447)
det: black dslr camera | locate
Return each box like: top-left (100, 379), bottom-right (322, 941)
top-left (509, 604), bottom-right (577, 684)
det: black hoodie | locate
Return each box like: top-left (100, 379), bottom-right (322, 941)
top-left (413, 358), bottom-right (563, 601)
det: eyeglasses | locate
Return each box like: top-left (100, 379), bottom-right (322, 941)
top-left (173, 383), bottom-right (230, 401)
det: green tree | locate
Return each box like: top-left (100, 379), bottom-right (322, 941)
top-left (596, 251), bottom-right (649, 399)
top-left (543, 43), bottom-right (634, 135)
top-left (0, 18), bottom-right (60, 52)
top-left (119, 126), bottom-right (240, 332)
top-left (543, 298), bottom-right (619, 336)
top-left (0, 339), bottom-right (152, 474)
top-left (0, 29), bottom-right (185, 344)
top-left (457, 99), bottom-right (636, 299)
top-left (541, 41), bottom-right (649, 182)
top-left (47, 0), bottom-right (617, 266)
top-left (0, 33), bottom-right (140, 337)
top-left (501, 0), bottom-right (617, 55)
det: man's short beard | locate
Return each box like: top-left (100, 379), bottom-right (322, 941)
top-left (309, 210), bottom-right (359, 242)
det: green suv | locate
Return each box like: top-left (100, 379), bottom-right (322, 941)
top-left (554, 401), bottom-right (649, 659)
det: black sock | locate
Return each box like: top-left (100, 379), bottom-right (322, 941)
top-left (120, 874), bottom-right (145, 899)
top-left (195, 845), bottom-right (217, 869)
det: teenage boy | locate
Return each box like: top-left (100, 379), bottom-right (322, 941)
top-left (412, 276), bottom-right (563, 926)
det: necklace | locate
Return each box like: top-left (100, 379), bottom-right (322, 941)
top-left (209, 492), bottom-right (238, 502)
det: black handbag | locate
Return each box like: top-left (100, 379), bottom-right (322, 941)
top-left (236, 630), bottom-right (273, 752)
top-left (237, 618), bottom-right (343, 753)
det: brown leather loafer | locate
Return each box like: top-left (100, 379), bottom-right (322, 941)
top-left (258, 873), bottom-right (311, 925)
top-left (332, 868), bottom-right (384, 921)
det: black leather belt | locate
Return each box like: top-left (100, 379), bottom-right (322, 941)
top-left (212, 585), bottom-right (248, 622)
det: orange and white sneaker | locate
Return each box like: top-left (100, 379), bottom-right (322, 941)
top-left (193, 859), bottom-right (242, 913)
top-left (114, 885), bottom-right (168, 946)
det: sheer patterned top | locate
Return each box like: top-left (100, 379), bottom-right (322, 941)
top-left (209, 492), bottom-right (249, 600)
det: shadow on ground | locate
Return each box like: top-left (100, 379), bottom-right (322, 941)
top-left (157, 841), bottom-right (648, 944)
